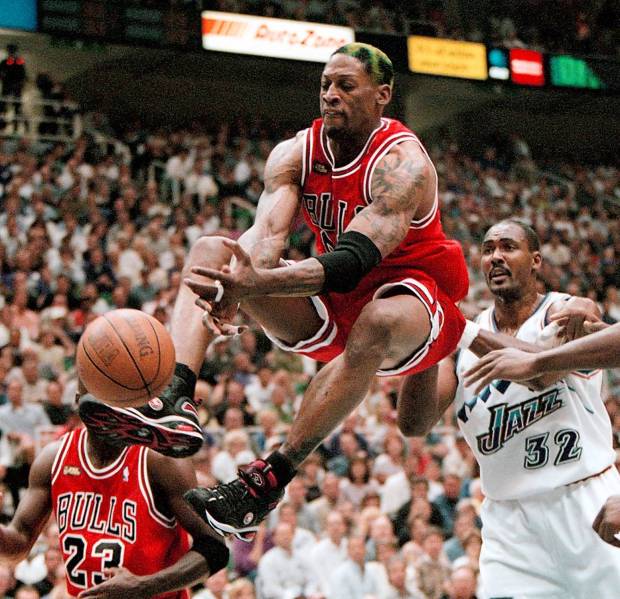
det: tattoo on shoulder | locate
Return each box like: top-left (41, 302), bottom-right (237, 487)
top-left (363, 146), bottom-right (429, 247)
top-left (371, 147), bottom-right (427, 208)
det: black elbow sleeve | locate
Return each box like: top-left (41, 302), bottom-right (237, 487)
top-left (316, 231), bottom-right (382, 294)
top-left (191, 537), bottom-right (230, 574)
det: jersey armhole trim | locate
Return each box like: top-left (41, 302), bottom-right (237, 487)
top-left (51, 431), bottom-right (73, 485)
top-left (138, 447), bottom-right (176, 529)
top-left (300, 128), bottom-right (311, 189)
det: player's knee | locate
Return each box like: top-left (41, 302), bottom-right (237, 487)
top-left (397, 414), bottom-right (428, 437)
top-left (184, 235), bottom-right (231, 273)
top-left (347, 302), bottom-right (395, 361)
top-left (358, 302), bottom-right (400, 341)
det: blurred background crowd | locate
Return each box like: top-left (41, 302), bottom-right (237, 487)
top-left (0, 112), bottom-right (618, 599)
top-left (206, 0), bottom-right (620, 56)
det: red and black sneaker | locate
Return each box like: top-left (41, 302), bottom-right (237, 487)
top-left (78, 372), bottom-right (204, 459)
top-left (184, 459), bottom-right (284, 542)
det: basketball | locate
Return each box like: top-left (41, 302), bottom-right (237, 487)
top-left (76, 309), bottom-right (176, 408)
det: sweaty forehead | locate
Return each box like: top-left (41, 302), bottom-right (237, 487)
top-left (322, 54), bottom-right (368, 80)
top-left (483, 223), bottom-right (526, 244)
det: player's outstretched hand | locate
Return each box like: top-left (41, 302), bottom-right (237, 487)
top-left (592, 495), bottom-right (620, 548)
top-left (77, 567), bottom-right (144, 598)
top-left (548, 297), bottom-right (601, 341)
top-left (463, 347), bottom-right (538, 394)
top-left (185, 239), bottom-right (262, 305)
top-left (195, 298), bottom-right (246, 337)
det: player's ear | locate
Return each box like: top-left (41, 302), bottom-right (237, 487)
top-left (376, 84), bottom-right (392, 107)
top-left (531, 250), bottom-right (542, 273)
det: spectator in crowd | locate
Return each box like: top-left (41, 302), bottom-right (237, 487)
top-left (340, 455), bottom-right (381, 509)
top-left (308, 471), bottom-right (342, 531)
top-left (329, 533), bottom-right (389, 599)
top-left (415, 526), bottom-right (451, 599)
top-left (443, 511), bottom-right (477, 563)
top-left (211, 429), bottom-right (255, 483)
top-left (306, 510), bottom-right (348, 597)
top-left (41, 380), bottom-right (72, 426)
top-left (0, 379), bottom-right (50, 507)
top-left (226, 577), bottom-right (255, 599)
top-left (433, 473), bottom-right (463, 536)
top-left (255, 521), bottom-right (309, 599)
top-left (385, 555), bottom-right (424, 599)
top-left (440, 565), bottom-right (479, 599)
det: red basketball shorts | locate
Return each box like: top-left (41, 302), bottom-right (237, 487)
top-left (263, 266), bottom-right (467, 377)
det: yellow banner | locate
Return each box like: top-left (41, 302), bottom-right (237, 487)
top-left (408, 36), bottom-right (487, 80)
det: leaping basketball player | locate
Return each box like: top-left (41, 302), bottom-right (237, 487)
top-left (78, 42), bottom-right (471, 540)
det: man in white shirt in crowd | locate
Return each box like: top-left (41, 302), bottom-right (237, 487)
top-left (256, 521), bottom-right (311, 599)
top-left (270, 477), bottom-right (319, 534)
top-left (385, 556), bottom-right (424, 599)
top-left (306, 511), bottom-right (348, 598)
top-left (308, 471), bottom-right (342, 531)
top-left (0, 380), bottom-right (50, 508)
top-left (276, 502), bottom-right (316, 554)
top-left (330, 534), bottom-right (389, 599)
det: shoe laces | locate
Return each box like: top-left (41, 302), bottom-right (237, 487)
top-left (211, 478), bottom-right (253, 507)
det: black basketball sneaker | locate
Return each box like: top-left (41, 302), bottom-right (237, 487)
top-left (184, 459), bottom-right (284, 541)
top-left (78, 366), bottom-right (204, 458)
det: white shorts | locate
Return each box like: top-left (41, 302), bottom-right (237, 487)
top-left (480, 466), bottom-right (620, 599)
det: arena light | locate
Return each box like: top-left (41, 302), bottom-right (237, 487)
top-left (201, 11), bottom-right (354, 63)
top-left (510, 48), bottom-right (545, 86)
top-left (550, 55), bottom-right (604, 89)
top-left (488, 48), bottom-right (509, 80)
top-left (407, 35), bottom-right (487, 80)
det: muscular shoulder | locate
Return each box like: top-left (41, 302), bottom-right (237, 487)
top-left (370, 139), bottom-right (435, 204)
top-left (30, 439), bottom-right (63, 487)
top-left (263, 133), bottom-right (305, 192)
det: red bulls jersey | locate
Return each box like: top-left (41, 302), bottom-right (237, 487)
top-left (300, 117), bottom-right (467, 302)
top-left (51, 429), bottom-right (190, 598)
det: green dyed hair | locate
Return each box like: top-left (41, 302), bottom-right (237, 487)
top-left (332, 42), bottom-right (394, 89)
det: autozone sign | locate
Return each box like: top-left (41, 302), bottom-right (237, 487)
top-left (202, 11), bottom-right (354, 62)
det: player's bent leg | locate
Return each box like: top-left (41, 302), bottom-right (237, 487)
top-left (186, 294), bottom-right (432, 539)
top-left (80, 236), bottom-right (234, 458)
top-left (284, 294), bottom-right (432, 462)
top-left (396, 364), bottom-right (440, 437)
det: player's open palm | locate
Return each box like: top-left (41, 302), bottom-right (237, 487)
top-left (185, 239), bottom-right (262, 304)
top-left (77, 567), bottom-right (145, 598)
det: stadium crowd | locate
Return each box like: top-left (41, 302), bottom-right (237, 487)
top-left (0, 117), bottom-right (619, 598)
top-left (208, 0), bottom-right (619, 56)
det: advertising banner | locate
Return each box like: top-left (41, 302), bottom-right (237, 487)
top-left (202, 11), bottom-right (354, 63)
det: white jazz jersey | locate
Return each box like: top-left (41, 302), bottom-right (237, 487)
top-left (455, 292), bottom-right (615, 501)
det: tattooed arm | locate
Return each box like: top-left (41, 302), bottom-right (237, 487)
top-left (346, 140), bottom-right (432, 256)
top-left (187, 140), bottom-right (430, 302)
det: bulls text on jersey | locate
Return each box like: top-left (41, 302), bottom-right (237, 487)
top-left (56, 491), bottom-right (137, 543)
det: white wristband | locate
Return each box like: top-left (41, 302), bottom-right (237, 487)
top-left (458, 320), bottom-right (481, 351)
